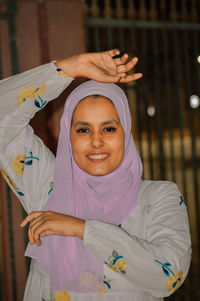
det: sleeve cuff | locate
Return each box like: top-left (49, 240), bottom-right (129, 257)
top-left (51, 61), bottom-right (75, 80)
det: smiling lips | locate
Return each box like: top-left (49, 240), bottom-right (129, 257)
top-left (87, 153), bottom-right (109, 163)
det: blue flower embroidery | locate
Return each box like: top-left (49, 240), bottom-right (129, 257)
top-left (99, 275), bottom-right (112, 294)
top-left (48, 181), bottom-right (53, 195)
top-left (34, 95), bottom-right (47, 109)
top-left (16, 187), bottom-right (25, 196)
top-left (17, 84), bottom-right (47, 108)
top-left (20, 152), bottom-right (39, 171)
top-left (154, 260), bottom-right (174, 277)
top-left (103, 275), bottom-right (112, 289)
top-left (179, 196), bottom-right (187, 207)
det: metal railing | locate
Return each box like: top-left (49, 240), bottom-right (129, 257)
top-left (82, 0), bottom-right (200, 299)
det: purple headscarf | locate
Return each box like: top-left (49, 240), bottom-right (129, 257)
top-left (25, 80), bottom-right (143, 293)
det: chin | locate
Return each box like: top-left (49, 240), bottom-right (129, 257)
top-left (85, 167), bottom-right (114, 176)
top-left (86, 170), bottom-right (107, 176)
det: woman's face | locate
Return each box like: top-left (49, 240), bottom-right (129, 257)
top-left (70, 96), bottom-right (125, 176)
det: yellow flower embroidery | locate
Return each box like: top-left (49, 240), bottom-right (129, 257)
top-left (154, 260), bottom-right (183, 293)
top-left (98, 283), bottom-right (107, 294)
top-left (17, 84), bottom-right (46, 106)
top-left (116, 259), bottom-right (127, 272)
top-left (0, 168), bottom-right (16, 190)
top-left (11, 154), bottom-right (26, 176)
top-left (55, 291), bottom-right (70, 301)
top-left (165, 271), bottom-right (183, 293)
top-left (106, 251), bottom-right (127, 274)
top-left (108, 263), bottom-right (119, 273)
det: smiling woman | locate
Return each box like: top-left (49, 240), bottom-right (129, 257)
top-left (70, 95), bottom-right (124, 175)
top-left (0, 50), bottom-right (191, 301)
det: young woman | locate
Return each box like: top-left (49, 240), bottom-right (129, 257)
top-left (0, 50), bottom-right (191, 301)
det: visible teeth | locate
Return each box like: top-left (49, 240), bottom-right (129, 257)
top-left (88, 154), bottom-right (108, 159)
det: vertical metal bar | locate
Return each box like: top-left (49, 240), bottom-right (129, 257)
top-left (130, 27), bottom-right (144, 163)
top-left (152, 28), bottom-right (165, 179)
top-left (162, 29), bottom-right (176, 182)
top-left (183, 29), bottom-right (200, 275)
top-left (107, 27), bottom-right (113, 49)
top-left (141, 28), bottom-right (154, 179)
top-left (85, 26), bottom-right (90, 51)
top-left (94, 27), bottom-right (100, 51)
top-left (22, 209), bottom-right (31, 276)
top-left (193, 30), bottom-right (200, 136)
top-left (7, 0), bottom-right (18, 75)
top-left (119, 27), bottom-right (125, 53)
top-left (172, 29), bottom-right (187, 197)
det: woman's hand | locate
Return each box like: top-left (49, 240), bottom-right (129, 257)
top-left (20, 211), bottom-right (85, 246)
top-left (56, 49), bottom-right (142, 83)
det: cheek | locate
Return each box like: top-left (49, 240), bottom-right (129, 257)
top-left (70, 134), bottom-right (88, 157)
top-left (108, 133), bottom-right (124, 158)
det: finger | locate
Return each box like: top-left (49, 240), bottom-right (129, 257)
top-left (114, 53), bottom-right (129, 65)
top-left (28, 224), bottom-right (35, 244)
top-left (20, 211), bottom-right (43, 227)
top-left (98, 72), bottom-right (126, 83)
top-left (29, 216), bottom-right (48, 235)
top-left (31, 222), bottom-right (47, 245)
top-left (119, 73), bottom-right (143, 83)
top-left (40, 230), bottom-right (56, 237)
top-left (117, 57), bottom-right (139, 73)
top-left (28, 213), bottom-right (46, 229)
top-left (106, 48), bottom-right (120, 57)
top-left (28, 214), bottom-right (49, 245)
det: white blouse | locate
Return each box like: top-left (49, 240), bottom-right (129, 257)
top-left (0, 62), bottom-right (191, 301)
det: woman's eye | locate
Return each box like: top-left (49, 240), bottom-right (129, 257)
top-left (103, 127), bottom-right (116, 133)
top-left (76, 128), bottom-right (90, 133)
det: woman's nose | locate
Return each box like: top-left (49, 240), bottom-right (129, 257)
top-left (91, 132), bottom-right (104, 149)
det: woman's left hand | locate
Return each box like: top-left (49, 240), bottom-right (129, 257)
top-left (20, 211), bottom-right (85, 246)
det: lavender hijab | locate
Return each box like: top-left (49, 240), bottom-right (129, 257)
top-left (25, 80), bottom-right (143, 293)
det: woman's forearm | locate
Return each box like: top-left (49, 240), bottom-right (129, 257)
top-left (0, 62), bottom-right (73, 151)
top-left (20, 211), bottom-right (85, 245)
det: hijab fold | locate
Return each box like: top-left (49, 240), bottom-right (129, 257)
top-left (25, 80), bottom-right (143, 293)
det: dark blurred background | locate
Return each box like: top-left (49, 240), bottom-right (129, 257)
top-left (0, 0), bottom-right (199, 300)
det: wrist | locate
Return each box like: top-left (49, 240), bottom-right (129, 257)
top-left (71, 217), bottom-right (85, 240)
top-left (56, 55), bottom-right (81, 78)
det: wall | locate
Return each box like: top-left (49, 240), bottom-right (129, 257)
top-left (0, 1), bottom-right (86, 300)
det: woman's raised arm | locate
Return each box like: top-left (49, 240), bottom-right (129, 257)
top-left (0, 50), bottom-right (142, 213)
top-left (0, 61), bottom-right (73, 213)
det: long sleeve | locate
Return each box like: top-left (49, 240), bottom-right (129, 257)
top-left (0, 62), bottom-right (73, 213)
top-left (83, 181), bottom-right (191, 297)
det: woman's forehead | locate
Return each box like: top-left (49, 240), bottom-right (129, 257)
top-left (71, 95), bottom-right (120, 123)
top-left (76, 94), bottom-right (113, 106)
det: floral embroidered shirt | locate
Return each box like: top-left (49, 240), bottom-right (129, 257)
top-left (0, 62), bottom-right (191, 301)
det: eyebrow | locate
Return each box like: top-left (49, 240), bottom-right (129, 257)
top-left (73, 119), bottom-right (120, 127)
